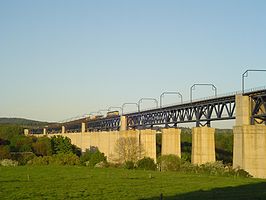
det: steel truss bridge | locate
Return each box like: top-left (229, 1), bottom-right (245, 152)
top-left (31, 88), bottom-right (266, 134)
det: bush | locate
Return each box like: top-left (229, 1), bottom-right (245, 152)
top-left (123, 161), bottom-right (135, 169)
top-left (32, 137), bottom-right (52, 156)
top-left (28, 153), bottom-right (80, 166)
top-left (11, 152), bottom-right (36, 165)
top-left (80, 147), bottom-right (107, 167)
top-left (0, 159), bottom-right (18, 167)
top-left (0, 145), bottom-right (11, 159)
top-left (158, 155), bottom-right (183, 171)
top-left (136, 157), bottom-right (156, 171)
top-left (27, 156), bottom-right (50, 165)
top-left (51, 153), bottom-right (80, 165)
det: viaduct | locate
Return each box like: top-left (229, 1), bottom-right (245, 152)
top-left (26, 87), bottom-right (266, 178)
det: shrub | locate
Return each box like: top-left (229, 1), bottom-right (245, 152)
top-left (32, 137), bottom-right (52, 156)
top-left (80, 147), bottom-right (107, 167)
top-left (198, 161), bottom-right (227, 176)
top-left (28, 153), bottom-right (80, 166)
top-left (0, 159), bottom-right (18, 167)
top-left (27, 156), bottom-right (50, 165)
top-left (51, 153), bottom-right (80, 165)
top-left (0, 145), bottom-right (11, 159)
top-left (123, 161), bottom-right (135, 169)
top-left (136, 157), bottom-right (156, 171)
top-left (158, 155), bottom-right (183, 171)
top-left (11, 152), bottom-right (36, 165)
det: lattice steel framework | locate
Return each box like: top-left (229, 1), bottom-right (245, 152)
top-left (126, 95), bottom-right (236, 129)
top-left (250, 91), bottom-right (266, 125)
top-left (87, 116), bottom-right (120, 131)
top-left (29, 89), bottom-right (266, 133)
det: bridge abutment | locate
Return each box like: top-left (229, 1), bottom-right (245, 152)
top-left (191, 127), bottom-right (215, 165)
top-left (161, 128), bottom-right (181, 157)
top-left (233, 94), bottom-right (266, 178)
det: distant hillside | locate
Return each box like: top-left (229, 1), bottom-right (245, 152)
top-left (0, 118), bottom-right (50, 127)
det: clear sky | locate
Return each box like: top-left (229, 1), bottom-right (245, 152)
top-left (0, 0), bottom-right (266, 123)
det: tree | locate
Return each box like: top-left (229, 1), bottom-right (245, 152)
top-left (80, 146), bottom-right (106, 167)
top-left (51, 136), bottom-right (73, 154)
top-left (32, 137), bottom-right (52, 156)
top-left (114, 137), bottom-right (144, 163)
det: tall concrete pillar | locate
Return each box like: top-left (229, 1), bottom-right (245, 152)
top-left (24, 129), bottom-right (29, 136)
top-left (81, 123), bottom-right (86, 133)
top-left (235, 94), bottom-right (251, 126)
top-left (233, 94), bottom-right (266, 178)
top-left (233, 125), bottom-right (266, 178)
top-left (191, 127), bottom-right (215, 165)
top-left (120, 116), bottom-right (127, 131)
top-left (161, 128), bottom-right (181, 157)
top-left (140, 129), bottom-right (157, 162)
top-left (62, 126), bottom-right (65, 134)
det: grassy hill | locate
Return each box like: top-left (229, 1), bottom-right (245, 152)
top-left (0, 118), bottom-right (49, 127)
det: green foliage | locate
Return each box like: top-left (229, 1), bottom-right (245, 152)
top-left (0, 118), bottom-right (48, 127)
top-left (50, 135), bottom-right (81, 156)
top-left (0, 146), bottom-right (11, 159)
top-left (136, 157), bottom-right (157, 171)
top-left (80, 147), bottom-right (107, 167)
top-left (215, 130), bottom-right (233, 164)
top-left (32, 137), bottom-right (52, 156)
top-left (123, 161), bottom-right (135, 169)
top-left (158, 154), bottom-right (184, 171)
top-left (11, 152), bottom-right (36, 165)
top-left (28, 153), bottom-right (80, 166)
top-left (0, 159), bottom-right (18, 166)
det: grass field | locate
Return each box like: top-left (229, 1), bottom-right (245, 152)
top-left (1, 166), bottom-right (266, 200)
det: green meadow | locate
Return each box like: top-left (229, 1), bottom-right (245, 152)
top-left (1, 166), bottom-right (266, 200)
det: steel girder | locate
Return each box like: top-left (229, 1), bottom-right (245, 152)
top-left (87, 116), bottom-right (120, 131)
top-left (126, 96), bottom-right (236, 129)
top-left (250, 91), bottom-right (266, 125)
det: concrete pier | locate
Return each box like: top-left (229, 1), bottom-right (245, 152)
top-left (233, 94), bottom-right (266, 178)
top-left (233, 125), bottom-right (266, 178)
top-left (161, 128), bottom-right (181, 157)
top-left (191, 127), bottom-right (215, 165)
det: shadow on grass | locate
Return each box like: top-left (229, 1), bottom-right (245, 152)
top-left (140, 182), bottom-right (266, 200)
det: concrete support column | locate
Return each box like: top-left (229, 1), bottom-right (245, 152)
top-left (233, 125), bottom-right (266, 178)
top-left (235, 94), bottom-right (251, 126)
top-left (62, 126), bottom-right (65, 134)
top-left (140, 129), bottom-right (157, 162)
top-left (161, 128), bottom-right (181, 157)
top-left (81, 123), bottom-right (86, 133)
top-left (233, 94), bottom-right (266, 178)
top-left (191, 127), bottom-right (215, 165)
top-left (120, 116), bottom-right (127, 131)
top-left (24, 129), bottom-right (29, 136)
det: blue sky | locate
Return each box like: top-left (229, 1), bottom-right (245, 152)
top-left (0, 0), bottom-right (266, 122)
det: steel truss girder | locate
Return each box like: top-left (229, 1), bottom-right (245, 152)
top-left (87, 116), bottom-right (120, 132)
top-left (126, 96), bottom-right (236, 129)
top-left (250, 92), bottom-right (266, 125)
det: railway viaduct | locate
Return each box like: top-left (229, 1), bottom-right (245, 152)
top-left (26, 88), bottom-right (266, 178)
